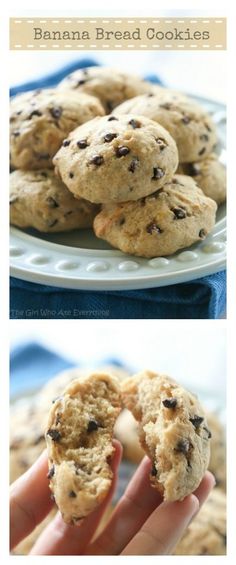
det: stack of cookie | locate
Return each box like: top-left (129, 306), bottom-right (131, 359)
top-left (10, 66), bottom-right (226, 258)
top-left (9, 68), bottom-right (151, 234)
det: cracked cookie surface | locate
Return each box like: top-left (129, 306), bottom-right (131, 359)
top-left (94, 174), bottom-right (217, 258)
top-left (122, 370), bottom-right (211, 501)
top-left (45, 372), bottom-right (121, 524)
top-left (53, 114), bottom-right (178, 203)
top-left (10, 88), bottom-right (104, 170)
top-left (10, 169), bottom-right (99, 232)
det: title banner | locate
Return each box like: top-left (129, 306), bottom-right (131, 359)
top-left (10, 17), bottom-right (226, 50)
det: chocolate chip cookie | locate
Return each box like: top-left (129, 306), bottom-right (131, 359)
top-left (58, 66), bottom-right (151, 113)
top-left (10, 169), bottom-right (99, 232)
top-left (174, 488), bottom-right (226, 555)
top-left (122, 370), bottom-right (211, 501)
top-left (178, 154), bottom-right (226, 205)
top-left (45, 372), bottom-right (121, 524)
top-left (10, 88), bottom-right (104, 170)
top-left (94, 175), bottom-right (217, 258)
top-left (114, 92), bottom-right (217, 163)
top-left (53, 114), bottom-right (178, 203)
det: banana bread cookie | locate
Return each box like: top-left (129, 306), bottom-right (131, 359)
top-left (178, 154), bottom-right (226, 205)
top-left (53, 114), bottom-right (178, 203)
top-left (174, 488), bottom-right (226, 555)
top-left (94, 175), bottom-right (217, 258)
top-left (10, 169), bottom-right (99, 232)
top-left (45, 372), bottom-right (121, 524)
top-left (122, 370), bottom-right (211, 501)
top-left (58, 66), bottom-right (151, 113)
top-left (10, 88), bottom-right (104, 170)
top-left (114, 92), bottom-right (217, 163)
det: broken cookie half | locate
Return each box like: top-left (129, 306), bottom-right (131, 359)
top-left (122, 370), bottom-right (211, 501)
top-left (45, 372), bottom-right (121, 524)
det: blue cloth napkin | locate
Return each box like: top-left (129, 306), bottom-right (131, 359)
top-left (10, 59), bottom-right (226, 319)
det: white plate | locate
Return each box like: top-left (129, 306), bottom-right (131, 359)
top-left (10, 95), bottom-right (226, 291)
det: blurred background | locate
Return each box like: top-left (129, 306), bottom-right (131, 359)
top-left (10, 51), bottom-right (226, 103)
top-left (10, 320), bottom-right (226, 416)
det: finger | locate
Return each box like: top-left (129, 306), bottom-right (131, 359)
top-left (122, 471), bottom-right (215, 556)
top-left (191, 470), bottom-right (215, 512)
top-left (88, 456), bottom-right (163, 555)
top-left (10, 450), bottom-right (53, 550)
top-left (122, 494), bottom-right (199, 555)
top-left (30, 440), bottom-right (122, 555)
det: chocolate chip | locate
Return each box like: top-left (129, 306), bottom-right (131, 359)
top-left (200, 134), bottom-right (209, 142)
top-left (89, 155), bottom-right (104, 166)
top-left (28, 109), bottom-right (42, 119)
top-left (175, 439), bottom-right (191, 454)
top-left (46, 196), bottom-right (59, 208)
top-left (156, 138), bottom-right (167, 150)
top-left (128, 158), bottom-right (139, 173)
top-left (47, 429), bottom-right (61, 442)
top-left (116, 146), bottom-right (130, 158)
top-left (69, 490), bottom-right (77, 498)
top-left (48, 219), bottom-right (58, 228)
top-left (162, 398), bottom-right (177, 409)
top-left (12, 130), bottom-right (20, 137)
top-left (203, 426), bottom-right (212, 439)
top-left (152, 167), bottom-right (164, 180)
top-left (185, 163), bottom-right (200, 176)
top-left (147, 93), bottom-right (154, 97)
top-left (199, 229), bottom-right (206, 238)
top-left (77, 139), bottom-right (89, 149)
top-left (87, 420), bottom-right (99, 432)
top-left (151, 465), bottom-right (157, 476)
top-left (205, 123), bottom-right (212, 132)
top-left (16, 110), bottom-right (22, 115)
top-left (159, 103), bottom-right (172, 110)
top-left (77, 79), bottom-right (86, 86)
top-left (49, 106), bottom-right (62, 119)
top-left (146, 222), bottom-right (163, 235)
top-left (40, 171), bottom-right (48, 178)
top-left (182, 116), bottom-right (191, 124)
top-left (69, 172), bottom-right (74, 178)
top-left (47, 465), bottom-right (55, 479)
top-left (62, 139), bottom-right (71, 147)
top-left (103, 133), bottom-right (118, 143)
top-left (189, 415), bottom-right (204, 428)
top-left (198, 147), bottom-right (206, 156)
top-left (172, 207), bottom-right (186, 220)
top-left (107, 116), bottom-right (118, 121)
top-left (128, 119), bottom-right (141, 129)
top-left (106, 100), bottom-right (115, 113)
top-left (118, 217), bottom-right (126, 226)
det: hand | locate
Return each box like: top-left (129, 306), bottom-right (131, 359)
top-left (10, 441), bottom-right (215, 555)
